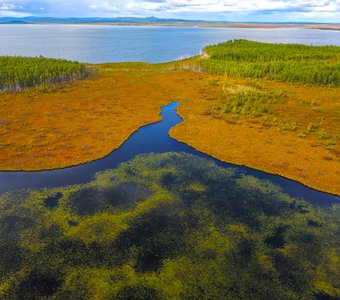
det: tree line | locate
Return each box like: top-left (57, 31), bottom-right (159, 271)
top-left (199, 39), bottom-right (340, 86)
top-left (0, 56), bottom-right (91, 92)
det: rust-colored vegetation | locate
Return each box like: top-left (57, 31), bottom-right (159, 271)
top-left (0, 64), bottom-right (170, 170)
top-left (0, 43), bottom-right (339, 195)
top-left (169, 73), bottom-right (340, 195)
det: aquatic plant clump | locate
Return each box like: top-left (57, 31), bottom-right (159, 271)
top-left (0, 56), bottom-right (91, 92)
top-left (0, 153), bottom-right (339, 299)
top-left (199, 39), bottom-right (340, 86)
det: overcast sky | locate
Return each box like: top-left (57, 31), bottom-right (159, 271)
top-left (0, 0), bottom-right (339, 23)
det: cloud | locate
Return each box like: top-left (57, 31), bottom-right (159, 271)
top-left (0, 0), bottom-right (29, 16)
top-left (0, 0), bottom-right (339, 22)
top-left (89, 2), bottom-right (118, 13)
top-left (0, 2), bottom-right (16, 10)
top-left (135, 0), bottom-right (340, 13)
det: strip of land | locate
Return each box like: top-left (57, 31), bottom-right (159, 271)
top-left (64, 23), bottom-right (340, 30)
top-left (0, 42), bottom-right (339, 195)
top-left (0, 17), bottom-right (339, 30)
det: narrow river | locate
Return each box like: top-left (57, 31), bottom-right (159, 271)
top-left (0, 102), bottom-right (339, 206)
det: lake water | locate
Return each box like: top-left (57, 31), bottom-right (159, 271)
top-left (0, 25), bottom-right (339, 63)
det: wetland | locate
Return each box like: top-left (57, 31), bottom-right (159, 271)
top-left (0, 26), bottom-right (339, 299)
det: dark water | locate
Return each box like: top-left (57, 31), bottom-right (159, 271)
top-left (0, 102), bottom-right (339, 207)
top-left (0, 25), bottom-right (339, 63)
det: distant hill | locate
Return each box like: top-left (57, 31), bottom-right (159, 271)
top-left (0, 20), bottom-right (28, 24)
top-left (0, 16), bottom-right (205, 24)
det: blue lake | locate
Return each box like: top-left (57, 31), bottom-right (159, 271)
top-left (0, 25), bottom-right (339, 63)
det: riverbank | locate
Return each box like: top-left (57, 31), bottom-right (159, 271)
top-left (169, 80), bottom-right (340, 196)
top-left (0, 64), bottom-right (168, 171)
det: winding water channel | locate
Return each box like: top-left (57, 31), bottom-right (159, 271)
top-left (0, 102), bottom-right (339, 206)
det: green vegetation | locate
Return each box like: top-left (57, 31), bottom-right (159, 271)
top-left (281, 119), bottom-right (298, 131)
top-left (200, 40), bottom-right (340, 86)
top-left (0, 153), bottom-right (339, 299)
top-left (0, 56), bottom-right (91, 91)
top-left (210, 82), bottom-right (285, 117)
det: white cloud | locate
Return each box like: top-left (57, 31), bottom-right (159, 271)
top-left (0, 2), bottom-right (16, 10)
top-left (136, 0), bottom-right (340, 13)
top-left (89, 2), bottom-right (118, 13)
top-left (0, 0), bottom-right (29, 16)
top-left (0, 0), bottom-right (339, 22)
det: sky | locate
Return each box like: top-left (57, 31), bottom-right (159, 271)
top-left (0, 0), bottom-right (339, 23)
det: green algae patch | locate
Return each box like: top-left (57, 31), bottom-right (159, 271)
top-left (0, 153), bottom-right (339, 299)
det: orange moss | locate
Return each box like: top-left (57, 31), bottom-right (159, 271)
top-left (168, 74), bottom-right (340, 195)
top-left (0, 65), bottom-right (169, 170)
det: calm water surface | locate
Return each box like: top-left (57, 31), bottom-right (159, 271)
top-left (0, 25), bottom-right (339, 63)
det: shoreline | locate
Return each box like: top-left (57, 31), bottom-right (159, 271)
top-left (1, 22), bottom-right (339, 31)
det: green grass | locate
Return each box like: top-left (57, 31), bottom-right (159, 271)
top-left (210, 82), bottom-right (285, 118)
top-left (0, 56), bottom-right (91, 92)
top-left (199, 39), bottom-right (340, 86)
top-left (0, 153), bottom-right (339, 299)
top-left (218, 89), bottom-right (271, 117)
